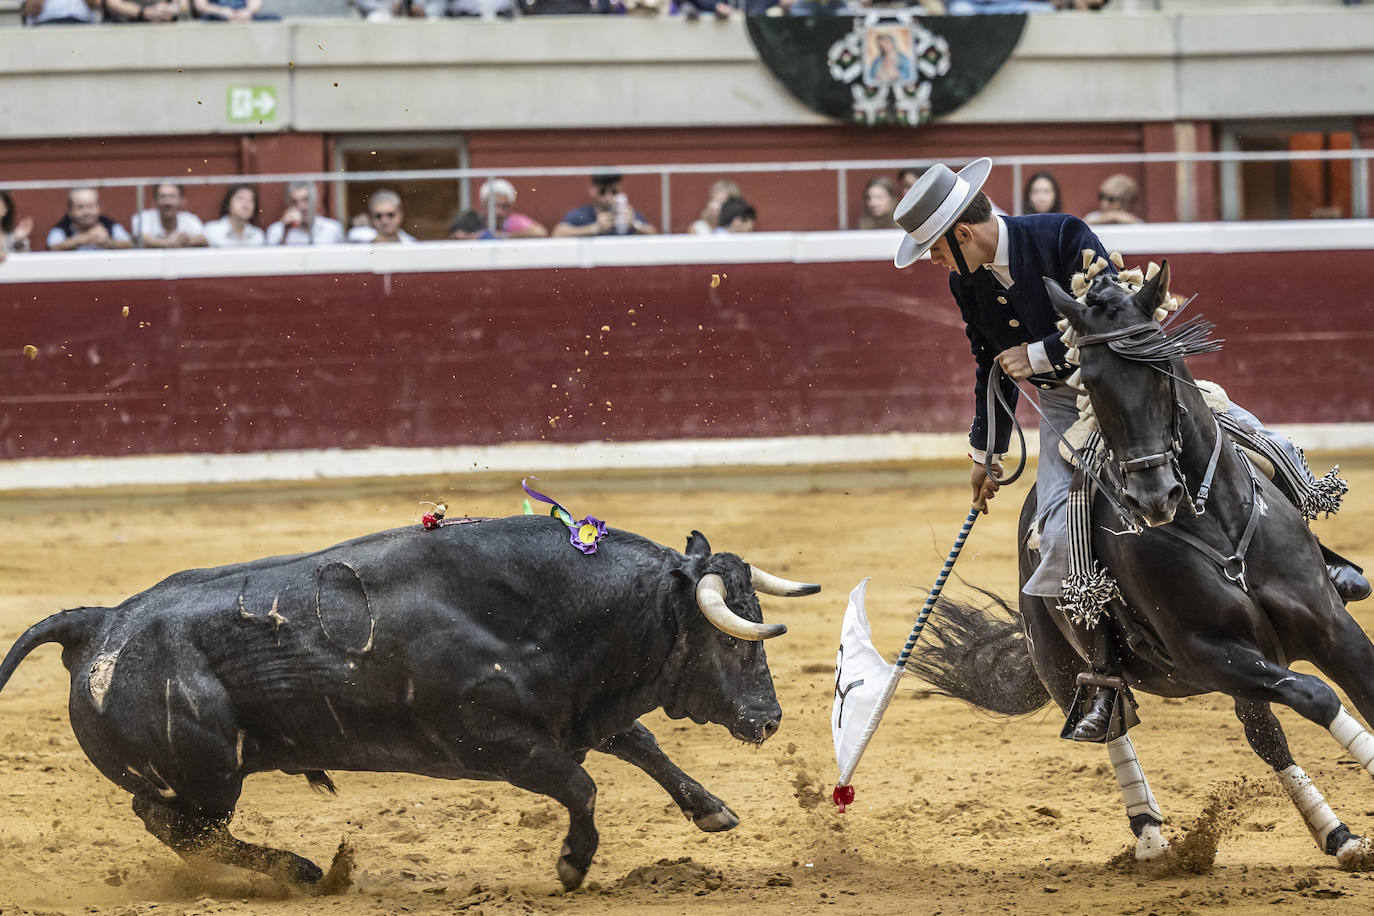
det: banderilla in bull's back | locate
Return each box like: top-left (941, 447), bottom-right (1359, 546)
top-left (0, 513), bottom-right (820, 892)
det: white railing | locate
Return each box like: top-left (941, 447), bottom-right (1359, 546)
top-left (4, 149), bottom-right (1370, 234)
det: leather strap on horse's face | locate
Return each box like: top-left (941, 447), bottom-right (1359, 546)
top-left (943, 227), bottom-right (973, 278)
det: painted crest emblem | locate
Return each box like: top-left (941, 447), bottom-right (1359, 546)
top-left (827, 13), bottom-right (950, 126)
top-left (747, 13), bottom-right (1025, 128)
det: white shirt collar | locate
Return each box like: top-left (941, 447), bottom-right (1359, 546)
top-left (984, 216), bottom-right (1012, 288)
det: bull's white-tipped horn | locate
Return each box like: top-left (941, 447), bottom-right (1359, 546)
top-left (696, 574), bottom-right (786, 641)
top-left (749, 565), bottom-right (821, 597)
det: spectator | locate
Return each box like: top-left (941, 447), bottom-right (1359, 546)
top-left (898, 167), bottom-right (922, 194)
top-left (347, 190), bottom-right (417, 244)
top-left (266, 182), bottom-right (345, 246)
top-left (21, 0), bottom-right (100, 24)
top-left (104, 0), bottom-right (186, 21)
top-left (688, 179), bottom-right (741, 235)
top-left (856, 176), bottom-right (900, 230)
top-left (448, 210), bottom-right (496, 241)
top-left (1, 191), bottom-right (34, 255)
top-left (204, 184), bottom-right (265, 247)
top-left (553, 173), bottom-right (658, 238)
top-left (131, 183), bottom-right (208, 248)
top-left (1083, 173), bottom-right (1144, 225)
top-left (1020, 171), bottom-right (1062, 215)
top-left (419, 0), bottom-right (516, 16)
top-left (947, 0), bottom-right (1054, 12)
top-left (193, 0), bottom-right (280, 19)
top-left (477, 179), bottom-right (548, 239)
top-left (354, 0), bottom-right (424, 18)
top-left (715, 197), bottom-right (757, 233)
top-left (677, 0), bottom-right (731, 19)
top-left (46, 188), bottom-right (134, 252)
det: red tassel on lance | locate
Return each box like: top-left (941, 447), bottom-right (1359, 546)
top-left (832, 784), bottom-right (855, 812)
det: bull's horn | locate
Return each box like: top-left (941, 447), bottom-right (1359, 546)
top-left (696, 574), bottom-right (786, 641)
top-left (749, 565), bottom-right (821, 597)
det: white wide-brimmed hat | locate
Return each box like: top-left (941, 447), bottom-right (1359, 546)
top-left (893, 157), bottom-right (992, 269)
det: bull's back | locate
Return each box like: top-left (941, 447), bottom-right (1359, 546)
top-left (72, 517), bottom-right (672, 773)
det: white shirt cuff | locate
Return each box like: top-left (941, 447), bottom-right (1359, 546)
top-left (1027, 341), bottom-right (1054, 375)
top-left (969, 449), bottom-right (1003, 465)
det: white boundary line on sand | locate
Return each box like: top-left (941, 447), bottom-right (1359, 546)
top-left (2, 424), bottom-right (1372, 493)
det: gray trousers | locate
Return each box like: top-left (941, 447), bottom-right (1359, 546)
top-left (1020, 389), bottom-right (1301, 599)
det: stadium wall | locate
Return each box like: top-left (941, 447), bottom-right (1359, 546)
top-left (3, 224), bottom-right (1372, 468)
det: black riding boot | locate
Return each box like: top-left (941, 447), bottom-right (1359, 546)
top-left (1071, 623), bottom-right (1119, 743)
top-left (1321, 543), bottom-right (1371, 603)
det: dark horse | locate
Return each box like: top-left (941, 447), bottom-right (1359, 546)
top-left (913, 262), bottom-right (1374, 868)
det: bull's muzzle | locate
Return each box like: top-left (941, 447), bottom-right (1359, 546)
top-left (696, 574), bottom-right (787, 640)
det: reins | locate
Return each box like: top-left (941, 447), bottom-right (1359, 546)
top-left (1066, 317), bottom-right (1263, 592)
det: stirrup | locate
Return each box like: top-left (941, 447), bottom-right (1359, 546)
top-left (1060, 673), bottom-right (1140, 744)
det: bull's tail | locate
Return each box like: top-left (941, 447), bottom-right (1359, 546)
top-left (904, 587), bottom-right (1052, 716)
top-left (0, 606), bottom-right (106, 695)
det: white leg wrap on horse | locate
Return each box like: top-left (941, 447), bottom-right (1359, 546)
top-left (1278, 764), bottom-right (1342, 850)
top-left (1107, 735), bottom-right (1163, 823)
top-left (1329, 708), bottom-right (1374, 773)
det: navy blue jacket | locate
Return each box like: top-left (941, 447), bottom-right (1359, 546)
top-left (949, 213), bottom-right (1110, 454)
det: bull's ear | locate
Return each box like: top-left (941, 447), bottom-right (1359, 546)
top-left (1131, 259), bottom-right (1170, 319)
top-left (1044, 277), bottom-right (1087, 329)
top-left (685, 530), bottom-right (711, 557)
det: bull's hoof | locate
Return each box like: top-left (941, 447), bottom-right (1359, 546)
top-left (1336, 836), bottom-right (1374, 871)
top-left (556, 841), bottom-right (590, 891)
top-left (1135, 823), bottom-right (1170, 863)
top-left (692, 806), bottom-right (739, 833)
top-left (556, 857), bottom-right (587, 891)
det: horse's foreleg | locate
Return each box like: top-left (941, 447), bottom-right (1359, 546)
top-left (1234, 698), bottom-right (1371, 867)
top-left (1105, 734), bottom-right (1169, 861)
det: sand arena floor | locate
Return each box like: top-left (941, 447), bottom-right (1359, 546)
top-left (2, 457), bottom-right (1374, 915)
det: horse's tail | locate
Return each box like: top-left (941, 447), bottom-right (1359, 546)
top-left (0, 607), bottom-right (106, 695)
top-left (905, 586), bottom-right (1051, 715)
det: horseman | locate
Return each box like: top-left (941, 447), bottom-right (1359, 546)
top-left (892, 158), bottom-right (1371, 742)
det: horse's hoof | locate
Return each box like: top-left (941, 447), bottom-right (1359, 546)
top-left (693, 806), bottom-right (739, 833)
top-left (1135, 823), bottom-right (1171, 862)
top-left (1336, 836), bottom-right (1374, 871)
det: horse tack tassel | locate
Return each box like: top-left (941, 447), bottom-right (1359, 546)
top-left (1058, 444), bottom-right (1121, 629)
top-left (1300, 467), bottom-right (1349, 520)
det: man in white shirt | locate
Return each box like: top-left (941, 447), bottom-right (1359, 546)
top-left (346, 189), bottom-right (417, 244)
top-left (266, 181), bottom-right (345, 246)
top-left (131, 184), bottom-right (207, 249)
top-left (46, 187), bottom-right (134, 252)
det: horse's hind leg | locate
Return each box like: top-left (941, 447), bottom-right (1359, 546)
top-left (133, 793), bottom-right (324, 887)
top-left (1234, 698), bottom-right (1371, 868)
top-left (1105, 734), bottom-right (1169, 861)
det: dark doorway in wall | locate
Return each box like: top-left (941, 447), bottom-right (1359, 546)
top-left (340, 146), bottom-right (461, 242)
top-left (1234, 130), bottom-right (1354, 220)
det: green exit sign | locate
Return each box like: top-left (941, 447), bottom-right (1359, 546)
top-left (227, 86), bottom-right (278, 124)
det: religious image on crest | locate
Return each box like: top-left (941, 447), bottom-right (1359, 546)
top-left (829, 13), bottom-right (950, 126)
top-left (863, 26), bottom-right (915, 87)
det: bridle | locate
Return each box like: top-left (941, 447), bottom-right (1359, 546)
top-left (988, 312), bottom-right (1262, 591)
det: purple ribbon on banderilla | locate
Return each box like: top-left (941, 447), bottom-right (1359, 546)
top-left (521, 478), bottom-right (607, 555)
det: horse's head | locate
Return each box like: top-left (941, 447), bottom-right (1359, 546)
top-left (1045, 261), bottom-right (1187, 527)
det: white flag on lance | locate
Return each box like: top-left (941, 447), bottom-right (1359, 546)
top-left (830, 505), bottom-right (982, 811)
top-left (831, 578), bottom-right (891, 808)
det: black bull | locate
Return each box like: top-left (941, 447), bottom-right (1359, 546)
top-left (0, 515), bottom-right (819, 890)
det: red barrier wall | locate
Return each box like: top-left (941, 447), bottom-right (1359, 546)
top-left (3, 249), bottom-right (1372, 461)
